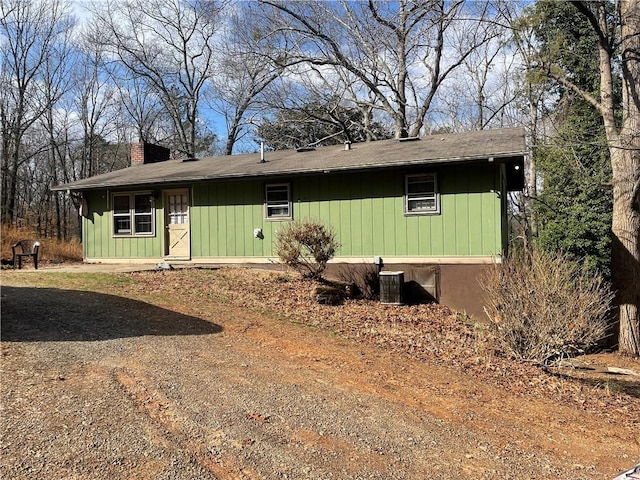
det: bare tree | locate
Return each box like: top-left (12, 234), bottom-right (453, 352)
top-left (91, 0), bottom-right (225, 158)
top-left (259, 0), bottom-right (501, 139)
top-left (255, 64), bottom-right (393, 149)
top-left (71, 34), bottom-right (118, 180)
top-left (208, 2), bottom-right (284, 155)
top-left (39, 13), bottom-right (75, 239)
top-left (112, 73), bottom-right (166, 147)
top-left (0, 0), bottom-right (74, 225)
top-left (433, 33), bottom-right (523, 133)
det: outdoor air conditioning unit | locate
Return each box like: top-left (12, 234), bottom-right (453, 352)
top-left (379, 271), bottom-right (404, 305)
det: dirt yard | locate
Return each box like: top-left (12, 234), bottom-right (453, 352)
top-left (1, 267), bottom-right (639, 479)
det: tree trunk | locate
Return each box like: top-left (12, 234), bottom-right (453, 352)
top-left (611, 148), bottom-right (640, 354)
top-left (611, 0), bottom-right (640, 355)
top-left (7, 145), bottom-right (20, 224)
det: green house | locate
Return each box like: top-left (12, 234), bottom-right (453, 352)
top-left (55, 128), bottom-right (526, 317)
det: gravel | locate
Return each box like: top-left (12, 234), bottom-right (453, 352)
top-left (1, 271), bottom-right (637, 479)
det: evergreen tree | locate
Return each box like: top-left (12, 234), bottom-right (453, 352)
top-left (526, 1), bottom-right (615, 279)
top-left (535, 100), bottom-right (612, 279)
top-left (523, 0), bottom-right (639, 354)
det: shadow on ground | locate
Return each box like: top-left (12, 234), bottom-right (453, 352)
top-left (548, 369), bottom-right (640, 400)
top-left (1, 286), bottom-right (222, 342)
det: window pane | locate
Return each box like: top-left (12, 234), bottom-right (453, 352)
top-left (407, 180), bottom-right (434, 194)
top-left (169, 213), bottom-right (187, 224)
top-left (135, 195), bottom-right (152, 213)
top-left (114, 217), bottom-right (131, 234)
top-left (168, 194), bottom-right (187, 216)
top-left (113, 195), bottom-right (130, 214)
top-left (269, 190), bottom-right (289, 202)
top-left (408, 198), bottom-right (436, 211)
top-left (266, 186), bottom-right (289, 201)
top-left (266, 184), bottom-right (290, 218)
top-left (406, 174), bottom-right (438, 214)
top-left (135, 214), bottom-right (152, 233)
top-left (268, 206), bottom-right (290, 217)
top-left (407, 175), bottom-right (435, 194)
top-left (113, 192), bottom-right (155, 235)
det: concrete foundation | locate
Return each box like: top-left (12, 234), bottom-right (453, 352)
top-left (324, 262), bottom-right (491, 320)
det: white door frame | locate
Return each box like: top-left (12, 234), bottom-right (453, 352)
top-left (164, 188), bottom-right (191, 260)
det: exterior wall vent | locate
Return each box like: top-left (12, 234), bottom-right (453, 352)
top-left (296, 147), bottom-right (316, 152)
top-left (398, 137), bottom-right (420, 142)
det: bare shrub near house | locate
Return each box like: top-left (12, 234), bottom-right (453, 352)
top-left (275, 219), bottom-right (339, 280)
top-left (481, 250), bottom-right (613, 365)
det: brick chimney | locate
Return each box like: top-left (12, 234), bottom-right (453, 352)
top-left (131, 142), bottom-right (171, 166)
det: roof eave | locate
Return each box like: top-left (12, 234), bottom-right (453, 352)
top-left (52, 150), bottom-right (526, 192)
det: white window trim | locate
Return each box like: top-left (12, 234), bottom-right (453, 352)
top-left (404, 173), bottom-right (440, 215)
top-left (111, 191), bottom-right (156, 237)
top-left (265, 183), bottom-right (292, 220)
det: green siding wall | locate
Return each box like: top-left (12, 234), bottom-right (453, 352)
top-left (191, 180), bottom-right (267, 258)
top-left (189, 164), bottom-right (502, 259)
top-left (83, 164), bottom-right (504, 260)
top-left (83, 190), bottom-right (163, 259)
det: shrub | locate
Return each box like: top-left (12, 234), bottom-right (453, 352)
top-left (481, 250), bottom-right (613, 365)
top-left (274, 219), bottom-right (339, 280)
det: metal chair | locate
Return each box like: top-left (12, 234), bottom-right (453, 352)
top-left (11, 240), bottom-right (40, 269)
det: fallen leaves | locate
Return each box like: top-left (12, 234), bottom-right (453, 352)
top-left (125, 267), bottom-right (640, 426)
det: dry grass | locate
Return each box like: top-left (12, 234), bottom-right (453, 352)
top-left (1, 225), bottom-right (82, 265)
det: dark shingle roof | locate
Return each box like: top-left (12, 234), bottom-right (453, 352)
top-left (53, 127), bottom-right (526, 191)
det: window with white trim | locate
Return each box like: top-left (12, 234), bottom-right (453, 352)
top-left (265, 183), bottom-right (292, 219)
top-left (405, 173), bottom-right (440, 214)
top-left (112, 192), bottom-right (155, 236)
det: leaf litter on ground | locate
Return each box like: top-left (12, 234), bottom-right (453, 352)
top-left (125, 266), bottom-right (639, 426)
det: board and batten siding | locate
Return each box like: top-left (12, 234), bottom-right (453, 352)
top-left (82, 190), bottom-right (164, 260)
top-left (81, 163), bottom-right (504, 261)
top-left (189, 164), bottom-right (504, 260)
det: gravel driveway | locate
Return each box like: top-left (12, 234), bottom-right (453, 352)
top-left (1, 273), bottom-right (636, 479)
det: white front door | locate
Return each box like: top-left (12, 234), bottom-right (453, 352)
top-left (165, 189), bottom-right (190, 259)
